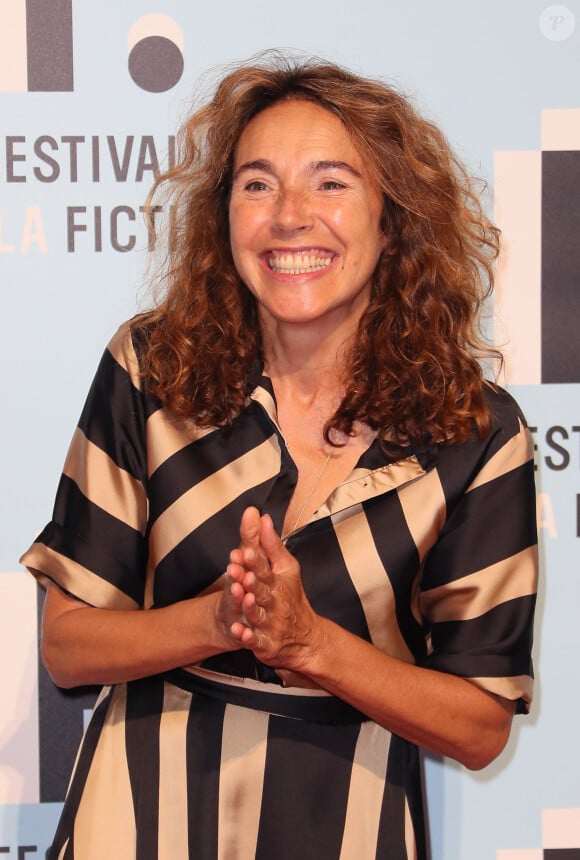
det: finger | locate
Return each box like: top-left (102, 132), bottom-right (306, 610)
top-left (230, 620), bottom-right (250, 642)
top-left (228, 547), bottom-right (245, 567)
top-left (239, 506), bottom-right (262, 550)
top-left (240, 573), bottom-right (271, 605)
top-left (240, 542), bottom-right (274, 586)
top-left (230, 620), bottom-right (263, 649)
top-left (260, 514), bottom-right (298, 570)
top-left (241, 592), bottom-right (267, 627)
top-left (227, 559), bottom-right (246, 583)
top-left (235, 507), bottom-right (275, 584)
top-left (227, 560), bottom-right (272, 610)
top-left (229, 579), bottom-right (245, 607)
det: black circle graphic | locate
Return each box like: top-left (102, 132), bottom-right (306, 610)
top-left (128, 36), bottom-right (184, 93)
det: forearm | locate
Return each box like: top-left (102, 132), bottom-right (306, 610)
top-left (229, 508), bottom-right (515, 770)
top-left (298, 615), bottom-right (514, 770)
top-left (41, 584), bottom-right (236, 688)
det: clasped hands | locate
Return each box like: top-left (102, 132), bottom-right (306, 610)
top-left (220, 506), bottom-right (322, 685)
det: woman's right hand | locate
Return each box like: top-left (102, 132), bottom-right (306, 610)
top-left (40, 578), bottom-right (241, 689)
top-left (215, 570), bottom-right (248, 645)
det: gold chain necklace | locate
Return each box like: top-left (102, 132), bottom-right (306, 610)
top-left (288, 450), bottom-right (333, 534)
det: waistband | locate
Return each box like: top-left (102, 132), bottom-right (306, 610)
top-left (163, 667), bottom-right (368, 725)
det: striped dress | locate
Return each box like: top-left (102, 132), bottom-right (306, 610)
top-left (21, 322), bottom-right (538, 860)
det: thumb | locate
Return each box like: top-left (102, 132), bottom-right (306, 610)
top-left (239, 506), bottom-right (262, 549)
top-left (259, 514), bottom-right (295, 568)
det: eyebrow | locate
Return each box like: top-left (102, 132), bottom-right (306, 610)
top-left (232, 159), bottom-right (362, 181)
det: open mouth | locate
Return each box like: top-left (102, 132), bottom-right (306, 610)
top-left (267, 250), bottom-right (334, 274)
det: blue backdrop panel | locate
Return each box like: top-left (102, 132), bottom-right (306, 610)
top-left (1, 2), bottom-right (578, 857)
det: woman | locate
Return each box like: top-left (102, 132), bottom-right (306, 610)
top-left (21, 55), bottom-right (537, 859)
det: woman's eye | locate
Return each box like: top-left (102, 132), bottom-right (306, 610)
top-left (320, 180), bottom-right (346, 191)
top-left (245, 180), bottom-right (269, 192)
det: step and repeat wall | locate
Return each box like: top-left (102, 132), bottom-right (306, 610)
top-left (1, 1), bottom-right (579, 857)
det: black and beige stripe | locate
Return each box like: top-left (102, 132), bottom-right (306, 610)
top-left (21, 322), bottom-right (537, 859)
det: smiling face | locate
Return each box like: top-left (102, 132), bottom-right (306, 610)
top-left (228, 99), bottom-right (386, 343)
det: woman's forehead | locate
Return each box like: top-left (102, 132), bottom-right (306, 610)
top-left (233, 99), bottom-right (366, 172)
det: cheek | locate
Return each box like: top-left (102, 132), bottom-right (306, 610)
top-left (228, 225), bottom-right (252, 277)
top-left (324, 201), bottom-right (347, 231)
top-left (327, 198), bottom-right (381, 241)
top-left (362, 210), bottom-right (386, 259)
top-left (229, 203), bottom-right (268, 248)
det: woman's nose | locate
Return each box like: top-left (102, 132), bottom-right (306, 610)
top-left (272, 188), bottom-right (313, 233)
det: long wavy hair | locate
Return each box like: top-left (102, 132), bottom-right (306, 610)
top-left (135, 53), bottom-right (502, 447)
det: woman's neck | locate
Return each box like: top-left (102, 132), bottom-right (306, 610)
top-left (261, 321), bottom-right (354, 402)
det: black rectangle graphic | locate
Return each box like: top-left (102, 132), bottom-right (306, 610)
top-left (541, 150), bottom-right (580, 383)
top-left (26, 0), bottom-right (73, 92)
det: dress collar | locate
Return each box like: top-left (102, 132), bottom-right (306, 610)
top-left (249, 373), bottom-right (439, 522)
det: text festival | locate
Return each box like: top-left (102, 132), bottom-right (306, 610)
top-left (0, 133), bottom-right (176, 253)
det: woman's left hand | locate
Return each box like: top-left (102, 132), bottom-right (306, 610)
top-left (226, 507), bottom-right (322, 672)
top-left (226, 507), bottom-right (516, 771)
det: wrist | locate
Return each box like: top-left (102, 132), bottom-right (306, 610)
top-left (208, 591), bottom-right (240, 654)
top-left (292, 612), bottom-right (334, 679)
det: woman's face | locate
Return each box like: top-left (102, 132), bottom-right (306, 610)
top-left (229, 99), bottom-right (385, 336)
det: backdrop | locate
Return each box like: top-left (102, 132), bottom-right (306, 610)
top-left (1, 1), bottom-right (579, 857)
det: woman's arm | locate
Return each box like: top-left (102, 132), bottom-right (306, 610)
top-left (40, 579), bottom-right (242, 689)
top-left (286, 617), bottom-right (514, 771)
top-left (227, 507), bottom-right (515, 771)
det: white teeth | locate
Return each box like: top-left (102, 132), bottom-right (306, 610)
top-left (268, 252), bottom-right (332, 273)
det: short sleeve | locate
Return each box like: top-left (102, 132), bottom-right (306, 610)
top-left (419, 388), bottom-right (538, 714)
top-left (20, 322), bottom-right (151, 610)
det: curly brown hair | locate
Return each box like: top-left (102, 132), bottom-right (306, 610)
top-left (135, 52), bottom-right (502, 447)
